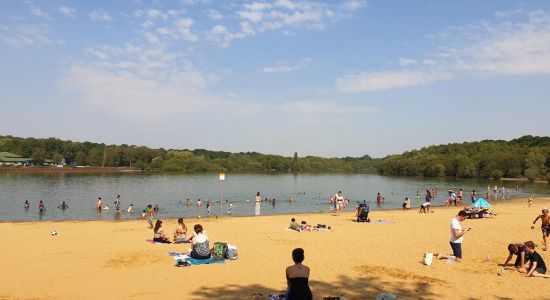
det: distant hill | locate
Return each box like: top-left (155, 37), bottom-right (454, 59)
top-left (0, 135), bottom-right (375, 174)
top-left (378, 135), bottom-right (550, 181)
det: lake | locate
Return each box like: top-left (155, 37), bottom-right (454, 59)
top-left (1, 173), bottom-right (548, 221)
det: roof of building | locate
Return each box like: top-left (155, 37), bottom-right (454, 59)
top-left (0, 157), bottom-right (33, 162)
top-left (0, 152), bottom-right (22, 158)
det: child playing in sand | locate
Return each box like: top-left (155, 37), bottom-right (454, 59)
top-left (524, 241), bottom-right (549, 278)
top-left (528, 195), bottom-right (533, 208)
top-left (531, 208), bottom-right (550, 251)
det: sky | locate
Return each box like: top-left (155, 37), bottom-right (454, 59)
top-left (1, 0), bottom-right (550, 158)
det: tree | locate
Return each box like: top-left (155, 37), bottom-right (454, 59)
top-left (31, 149), bottom-right (46, 165)
top-left (525, 151), bottom-right (546, 180)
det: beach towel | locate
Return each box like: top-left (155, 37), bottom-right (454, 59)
top-left (184, 257), bottom-right (225, 265)
top-left (371, 219), bottom-right (395, 224)
top-left (168, 252), bottom-right (185, 256)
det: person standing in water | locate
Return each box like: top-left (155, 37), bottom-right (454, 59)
top-left (255, 192), bottom-right (262, 216)
top-left (24, 200), bottom-right (30, 209)
top-left (39, 200), bottom-right (46, 213)
top-left (96, 197), bottom-right (103, 212)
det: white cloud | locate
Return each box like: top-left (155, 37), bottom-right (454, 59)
top-left (398, 58), bottom-right (418, 66)
top-left (342, 0), bottom-right (367, 11)
top-left (86, 48), bottom-right (109, 60)
top-left (447, 10), bottom-right (550, 75)
top-left (0, 24), bottom-right (53, 47)
top-left (181, 0), bottom-right (211, 4)
top-left (263, 58), bottom-right (312, 73)
top-left (336, 9), bottom-right (550, 93)
top-left (336, 71), bottom-right (450, 93)
top-left (176, 18), bottom-right (198, 42)
top-left (58, 6), bottom-right (76, 17)
top-left (279, 101), bottom-right (375, 114)
top-left (205, 9), bottom-right (223, 20)
top-left (61, 65), bottom-right (218, 119)
top-left (89, 11), bottom-right (113, 21)
top-left (27, 2), bottom-right (53, 21)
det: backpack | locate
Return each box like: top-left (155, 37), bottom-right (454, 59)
top-left (213, 242), bottom-right (228, 260)
top-left (226, 244), bottom-right (238, 260)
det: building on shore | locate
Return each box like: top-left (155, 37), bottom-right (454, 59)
top-left (0, 152), bottom-right (33, 166)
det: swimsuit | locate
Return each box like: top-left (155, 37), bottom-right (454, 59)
top-left (287, 277), bottom-right (312, 300)
top-left (542, 224), bottom-right (550, 236)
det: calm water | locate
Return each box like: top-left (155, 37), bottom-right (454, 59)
top-left (1, 173), bottom-right (548, 221)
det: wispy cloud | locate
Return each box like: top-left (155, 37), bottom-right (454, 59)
top-left (208, 1), bottom-right (365, 47)
top-left (26, 1), bottom-right (53, 21)
top-left (263, 58), bottom-right (312, 73)
top-left (336, 70), bottom-right (450, 93)
top-left (337, 9), bottom-right (550, 93)
top-left (58, 6), bottom-right (76, 18)
top-left (279, 100), bottom-right (375, 115)
top-left (204, 9), bottom-right (223, 20)
top-left (0, 24), bottom-right (61, 47)
top-left (89, 11), bottom-right (113, 22)
top-left (342, 0), bottom-right (367, 11)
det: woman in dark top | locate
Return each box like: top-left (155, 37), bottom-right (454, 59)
top-left (503, 243), bottom-right (530, 270)
top-left (524, 241), bottom-right (550, 278)
top-left (286, 248), bottom-right (312, 300)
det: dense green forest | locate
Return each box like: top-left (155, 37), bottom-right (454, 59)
top-left (0, 135), bottom-right (375, 173)
top-left (1, 135), bottom-right (549, 182)
top-left (378, 135), bottom-right (550, 181)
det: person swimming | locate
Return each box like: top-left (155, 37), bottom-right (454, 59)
top-left (57, 201), bottom-right (68, 210)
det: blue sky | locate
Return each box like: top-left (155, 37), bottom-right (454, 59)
top-left (1, 0), bottom-right (550, 157)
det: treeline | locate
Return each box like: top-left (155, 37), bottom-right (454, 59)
top-left (378, 135), bottom-right (550, 181)
top-left (0, 135), bottom-right (376, 173)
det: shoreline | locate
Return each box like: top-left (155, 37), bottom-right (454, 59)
top-left (0, 166), bottom-right (143, 173)
top-left (3, 195), bottom-right (544, 224)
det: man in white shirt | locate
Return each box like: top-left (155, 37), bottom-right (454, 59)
top-left (439, 210), bottom-right (470, 262)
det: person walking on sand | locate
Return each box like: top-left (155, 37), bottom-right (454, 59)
top-left (528, 195), bottom-right (533, 208)
top-left (524, 241), bottom-right (550, 278)
top-left (531, 208), bottom-right (550, 251)
top-left (146, 204), bottom-right (154, 228)
top-left (255, 192), bottom-right (262, 216)
top-left (439, 210), bottom-right (470, 262)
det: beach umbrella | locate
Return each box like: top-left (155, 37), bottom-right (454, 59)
top-left (472, 198), bottom-right (491, 208)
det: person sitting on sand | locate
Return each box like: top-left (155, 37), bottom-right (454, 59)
top-left (24, 200), bottom-right (30, 209)
top-left (524, 241), bottom-right (550, 278)
top-left (174, 218), bottom-right (187, 243)
top-left (153, 220), bottom-right (171, 244)
top-left (531, 208), bottom-right (550, 251)
top-left (289, 218), bottom-right (301, 232)
top-left (503, 243), bottom-right (530, 272)
top-left (189, 224), bottom-right (210, 260)
top-left (286, 248), bottom-right (312, 300)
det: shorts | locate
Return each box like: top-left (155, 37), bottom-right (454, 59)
top-left (450, 242), bottom-right (462, 259)
top-left (148, 216), bottom-right (154, 222)
top-left (542, 225), bottom-right (550, 236)
top-left (535, 267), bottom-right (546, 274)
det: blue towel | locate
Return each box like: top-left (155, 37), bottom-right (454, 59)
top-left (185, 257), bottom-right (225, 265)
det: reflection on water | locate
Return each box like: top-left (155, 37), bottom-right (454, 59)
top-left (0, 173), bottom-right (548, 221)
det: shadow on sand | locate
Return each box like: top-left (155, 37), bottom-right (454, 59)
top-left (189, 273), bottom-right (441, 299)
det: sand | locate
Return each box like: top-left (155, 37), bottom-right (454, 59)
top-left (1, 197), bottom-right (550, 300)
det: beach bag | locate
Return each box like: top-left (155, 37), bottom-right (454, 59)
top-left (423, 252), bottom-right (433, 266)
top-left (213, 242), bottom-right (228, 260)
top-left (226, 244), bottom-right (238, 260)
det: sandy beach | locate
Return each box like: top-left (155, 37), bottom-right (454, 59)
top-left (1, 197), bottom-right (550, 300)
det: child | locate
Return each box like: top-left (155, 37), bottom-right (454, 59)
top-left (531, 208), bottom-right (550, 251)
top-left (528, 195), bottom-right (533, 208)
top-left (524, 241), bottom-right (550, 278)
top-left (227, 203), bottom-right (233, 215)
